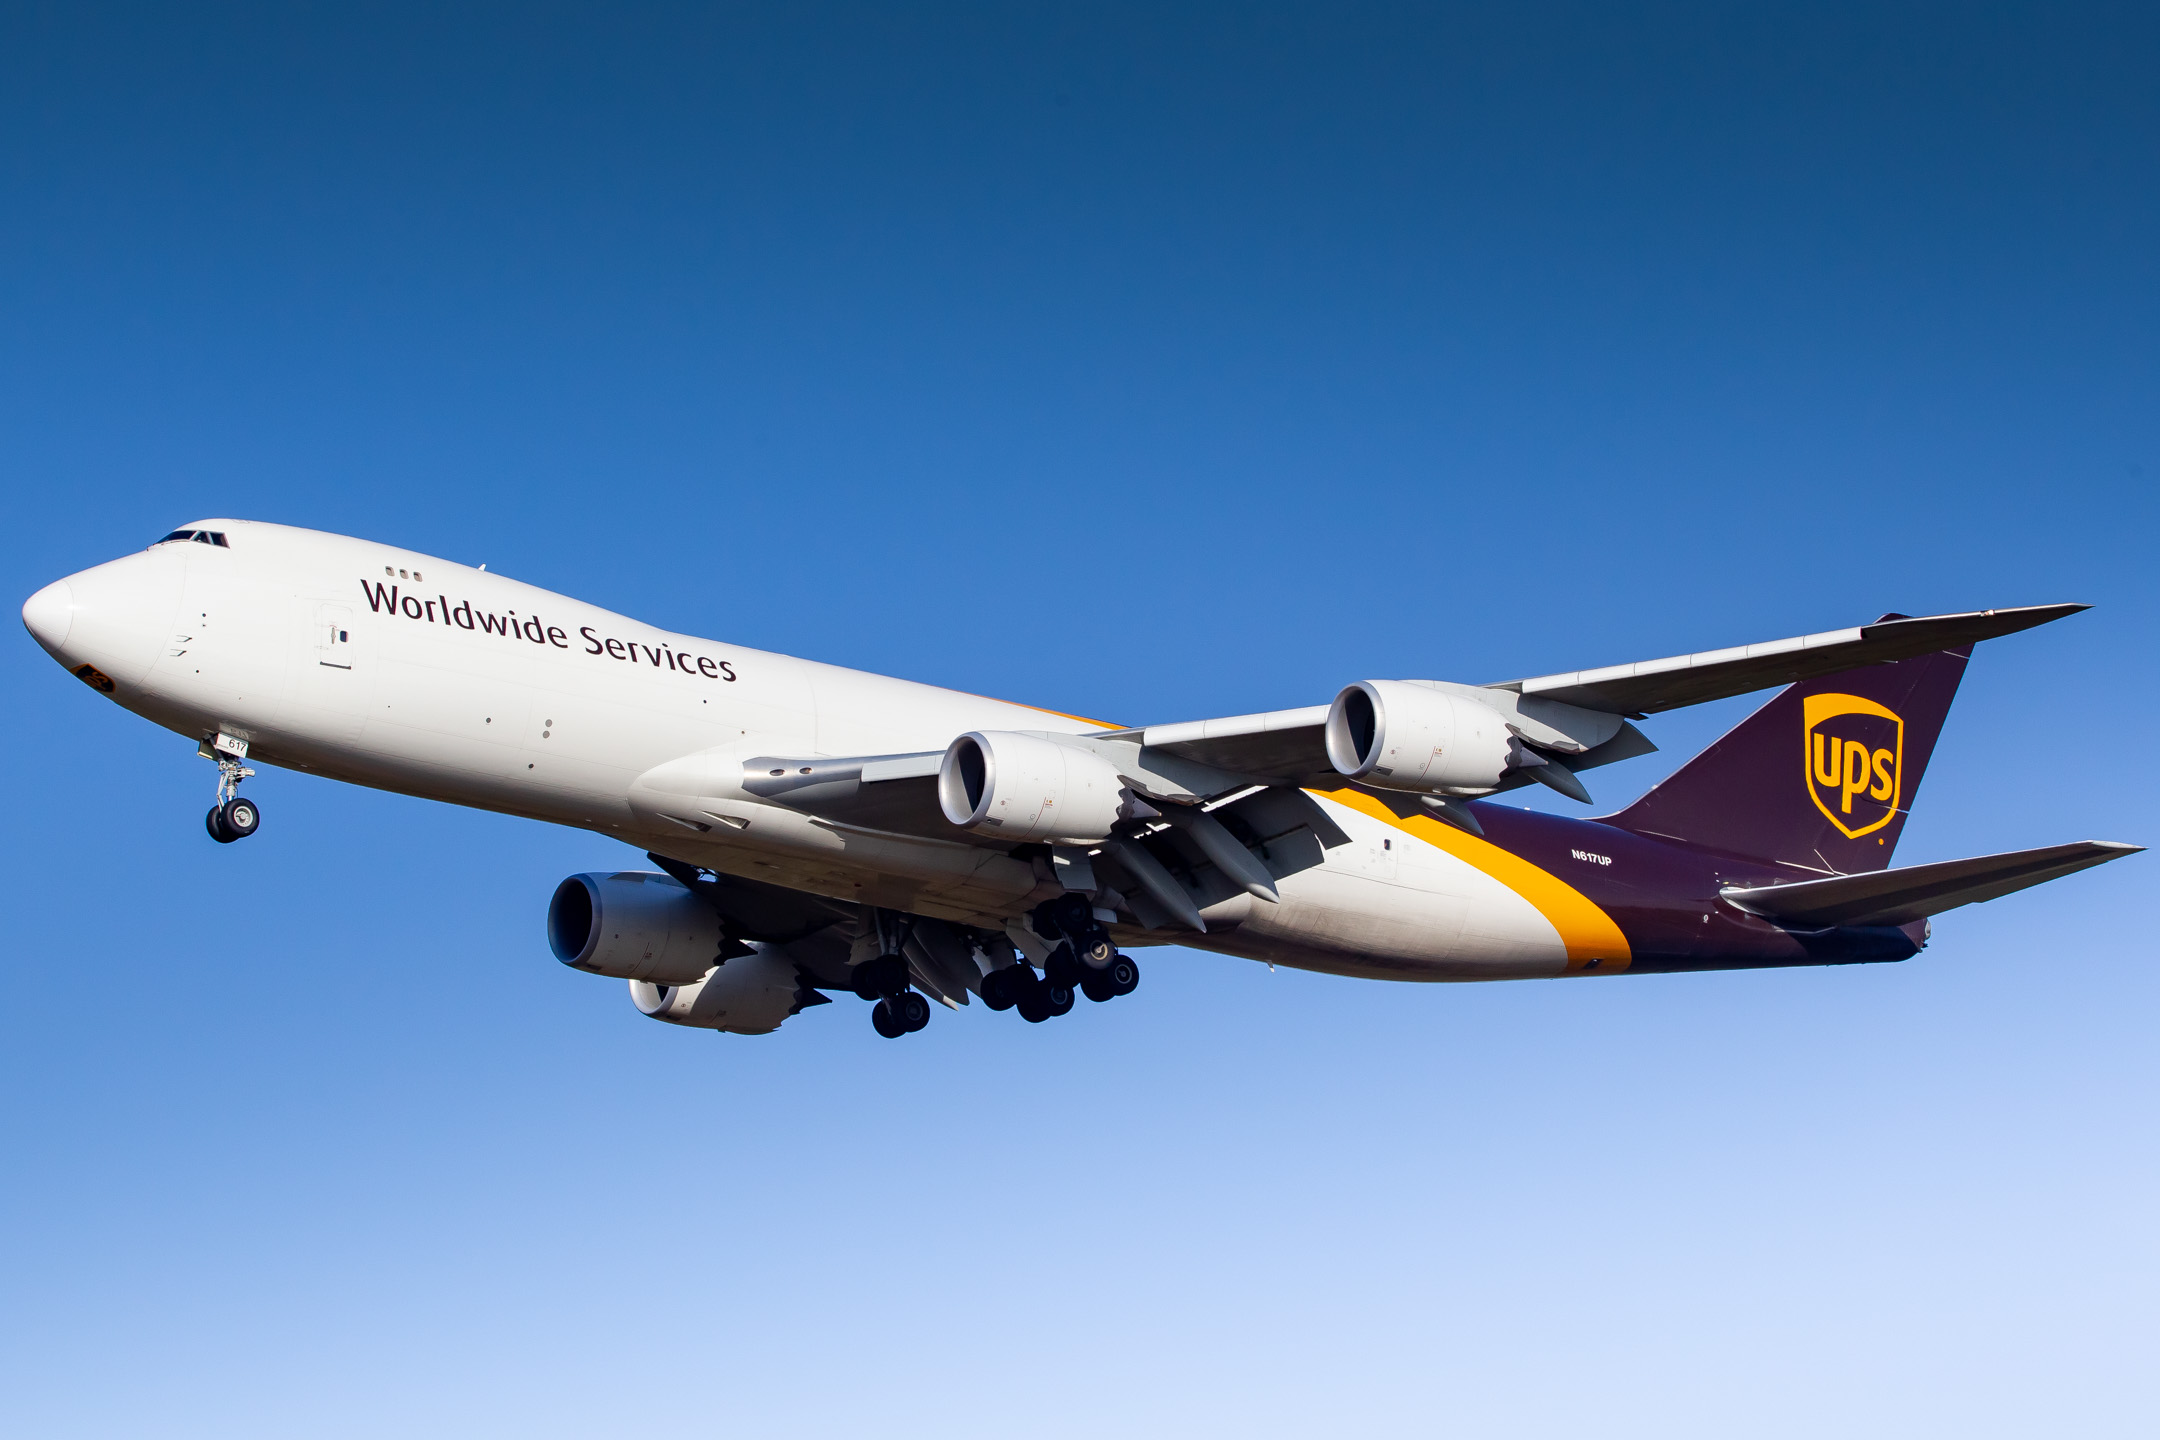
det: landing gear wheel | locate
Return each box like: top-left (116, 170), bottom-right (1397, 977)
top-left (1043, 943), bottom-right (1081, 988)
top-left (219, 797), bottom-right (261, 840)
top-left (980, 967), bottom-right (1020, 1011)
top-left (1080, 971), bottom-right (1116, 1003)
top-left (871, 999), bottom-right (906, 1038)
top-left (1016, 982), bottom-right (1053, 1023)
top-left (205, 806), bottom-right (236, 844)
top-left (1077, 928), bottom-right (1115, 967)
top-left (1107, 955), bottom-right (1139, 996)
top-left (895, 991), bottom-right (931, 1032)
top-left (1043, 983), bottom-right (1075, 1017)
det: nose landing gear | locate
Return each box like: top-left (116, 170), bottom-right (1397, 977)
top-left (200, 734), bottom-right (261, 844)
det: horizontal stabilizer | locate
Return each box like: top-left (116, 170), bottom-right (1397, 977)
top-left (1500, 603), bottom-right (2086, 716)
top-left (1720, 841), bottom-right (2141, 927)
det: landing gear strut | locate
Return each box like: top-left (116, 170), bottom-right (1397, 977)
top-left (201, 734), bottom-right (260, 844)
top-left (1034, 894), bottom-right (1114, 966)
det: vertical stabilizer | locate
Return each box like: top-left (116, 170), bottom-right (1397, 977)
top-left (1604, 636), bottom-right (1971, 874)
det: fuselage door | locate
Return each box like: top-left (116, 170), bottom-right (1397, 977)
top-left (317, 603), bottom-right (354, 669)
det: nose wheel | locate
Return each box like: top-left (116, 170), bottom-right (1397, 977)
top-left (205, 797), bottom-right (261, 844)
top-left (200, 734), bottom-right (262, 844)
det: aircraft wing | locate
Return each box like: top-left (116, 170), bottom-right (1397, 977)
top-left (1096, 603), bottom-right (2083, 783)
top-left (1094, 706), bottom-right (1333, 780)
top-left (1493, 603), bottom-right (2087, 716)
top-left (1719, 840), bottom-right (2141, 927)
top-left (705, 602), bottom-right (2086, 829)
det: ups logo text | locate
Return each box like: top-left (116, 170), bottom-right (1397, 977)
top-left (1803, 692), bottom-right (1903, 840)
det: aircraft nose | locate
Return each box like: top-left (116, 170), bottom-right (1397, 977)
top-left (21, 579), bottom-right (75, 655)
top-left (23, 552), bottom-right (183, 691)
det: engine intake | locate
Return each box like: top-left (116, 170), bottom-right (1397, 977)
top-left (548, 871), bottom-right (724, 983)
top-left (1324, 681), bottom-right (1517, 795)
top-left (937, 730), bottom-right (1129, 844)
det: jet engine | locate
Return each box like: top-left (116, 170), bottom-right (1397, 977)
top-left (628, 948), bottom-right (813, 1035)
top-left (937, 730), bottom-right (1129, 843)
top-left (548, 870), bottom-right (724, 983)
top-left (1324, 681), bottom-right (1518, 795)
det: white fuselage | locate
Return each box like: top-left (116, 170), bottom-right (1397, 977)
top-left (27, 520), bottom-right (1609, 981)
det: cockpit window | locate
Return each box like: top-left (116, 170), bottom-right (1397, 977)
top-left (153, 529), bottom-right (228, 547)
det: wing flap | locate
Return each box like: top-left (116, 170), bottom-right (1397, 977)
top-left (1720, 841), bottom-right (2141, 927)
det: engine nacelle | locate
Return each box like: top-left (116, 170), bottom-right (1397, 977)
top-left (937, 730), bottom-right (1128, 843)
top-left (628, 947), bottom-right (810, 1035)
top-left (548, 871), bottom-right (723, 983)
top-left (1325, 680), bottom-right (1518, 795)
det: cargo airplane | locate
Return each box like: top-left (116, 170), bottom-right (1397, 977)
top-left (21, 520), bottom-right (2138, 1039)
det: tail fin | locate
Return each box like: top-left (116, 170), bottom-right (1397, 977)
top-left (1606, 629), bottom-right (1971, 874)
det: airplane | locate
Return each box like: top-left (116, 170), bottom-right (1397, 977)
top-left (20, 519), bottom-right (2140, 1040)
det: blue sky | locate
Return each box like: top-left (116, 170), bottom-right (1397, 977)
top-left (3, 5), bottom-right (2154, 1436)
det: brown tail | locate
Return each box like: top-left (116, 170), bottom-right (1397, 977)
top-left (1605, 636), bottom-right (1971, 874)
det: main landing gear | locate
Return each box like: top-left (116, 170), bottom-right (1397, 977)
top-left (979, 946), bottom-right (1139, 1022)
top-left (1079, 953), bottom-right (1141, 1004)
top-left (870, 989), bottom-right (931, 1038)
top-left (978, 962), bottom-right (1076, 1023)
top-left (853, 951), bottom-right (930, 1039)
top-left (849, 902), bottom-right (1141, 1039)
top-left (979, 894), bottom-right (1143, 1025)
top-left (201, 734), bottom-right (261, 845)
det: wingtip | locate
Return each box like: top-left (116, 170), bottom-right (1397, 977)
top-left (1927, 601), bottom-right (2091, 635)
top-left (1980, 601), bottom-right (2089, 620)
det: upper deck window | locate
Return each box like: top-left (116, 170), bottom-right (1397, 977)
top-left (154, 530), bottom-right (228, 547)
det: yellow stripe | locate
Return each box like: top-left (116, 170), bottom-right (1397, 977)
top-left (1317, 786), bottom-right (1632, 974)
top-left (973, 692), bottom-right (1125, 731)
top-left (1021, 702), bottom-right (1125, 729)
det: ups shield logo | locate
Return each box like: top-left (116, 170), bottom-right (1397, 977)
top-left (1803, 693), bottom-right (1903, 839)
